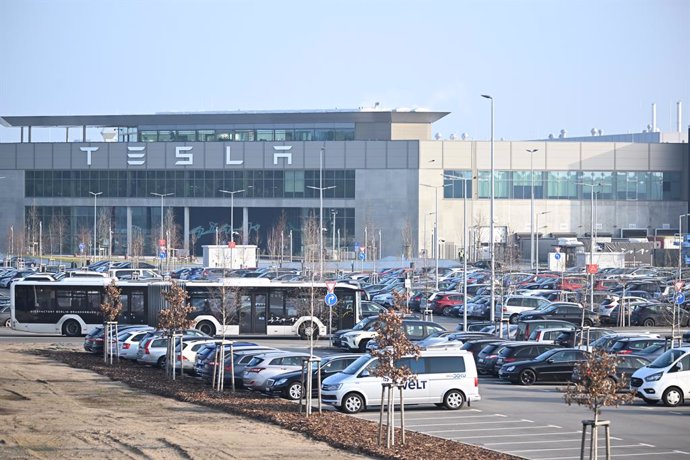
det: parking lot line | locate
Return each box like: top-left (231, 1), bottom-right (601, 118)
top-left (509, 444), bottom-right (652, 454)
top-left (484, 438), bottom-right (621, 446)
top-left (452, 431), bottom-right (581, 440)
top-left (544, 452), bottom-right (690, 459)
top-left (407, 419), bottom-right (532, 428)
top-left (437, 424), bottom-right (556, 434)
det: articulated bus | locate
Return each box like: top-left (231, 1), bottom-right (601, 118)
top-left (11, 276), bottom-right (363, 339)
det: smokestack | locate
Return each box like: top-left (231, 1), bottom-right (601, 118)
top-left (677, 101), bottom-right (682, 133)
top-left (651, 103), bottom-right (657, 132)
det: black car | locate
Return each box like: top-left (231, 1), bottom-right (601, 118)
top-left (492, 342), bottom-right (560, 376)
top-left (630, 303), bottom-right (690, 327)
top-left (517, 303), bottom-right (598, 327)
top-left (607, 337), bottom-right (666, 355)
top-left (476, 342), bottom-right (508, 375)
top-left (461, 338), bottom-right (509, 361)
top-left (83, 324), bottom-right (151, 354)
top-left (555, 328), bottom-right (616, 348)
top-left (264, 354), bottom-right (360, 399)
top-left (572, 354), bottom-right (650, 387)
top-left (499, 348), bottom-right (590, 385)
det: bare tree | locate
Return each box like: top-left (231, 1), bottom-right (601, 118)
top-left (159, 282), bottom-right (195, 378)
top-left (563, 349), bottom-right (635, 458)
top-left (267, 211), bottom-right (288, 265)
top-left (301, 212), bottom-right (320, 278)
top-left (97, 207), bottom-right (112, 257)
top-left (77, 227), bottom-right (92, 263)
top-left (131, 227), bottom-right (145, 267)
top-left (371, 295), bottom-right (420, 448)
top-left (189, 231), bottom-right (199, 260)
top-left (401, 219), bottom-right (413, 260)
top-left (49, 213), bottom-right (68, 255)
top-left (164, 207), bottom-right (181, 251)
top-left (100, 280), bottom-right (123, 364)
top-left (25, 204), bottom-right (40, 256)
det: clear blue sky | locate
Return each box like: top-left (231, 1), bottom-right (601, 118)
top-left (1, 0), bottom-right (688, 142)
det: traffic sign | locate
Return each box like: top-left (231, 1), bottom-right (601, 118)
top-left (79, 243), bottom-right (85, 252)
top-left (324, 292), bottom-right (337, 307)
top-left (228, 241), bottom-right (236, 249)
top-left (159, 251), bottom-right (166, 259)
top-left (358, 251), bottom-right (366, 261)
top-left (325, 281), bottom-right (336, 293)
top-left (586, 264), bottom-right (598, 274)
top-left (676, 293), bottom-right (686, 305)
top-left (554, 253), bottom-right (561, 260)
top-left (675, 281), bottom-right (685, 292)
top-left (159, 239), bottom-right (166, 246)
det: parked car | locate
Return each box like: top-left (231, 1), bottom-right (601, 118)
top-left (0, 304), bottom-right (11, 328)
top-left (476, 341), bottom-right (511, 375)
top-left (630, 303), bottom-right (690, 327)
top-left (496, 295), bottom-right (552, 324)
top-left (338, 319), bottom-right (446, 352)
top-left (136, 334), bottom-right (204, 367)
top-left (528, 327), bottom-right (574, 344)
top-left (491, 342), bottom-right (560, 376)
top-left (360, 301), bottom-right (388, 318)
top-left (117, 327), bottom-right (155, 360)
top-left (631, 347), bottom-right (690, 406)
top-left (461, 338), bottom-right (508, 361)
top-left (518, 303), bottom-right (598, 326)
top-left (499, 348), bottom-right (590, 385)
top-left (572, 354), bottom-right (650, 387)
top-left (265, 354), bottom-right (360, 400)
top-left (554, 328), bottom-right (615, 348)
top-left (429, 293), bottom-right (465, 316)
top-left (514, 319), bottom-right (576, 341)
top-left (242, 351), bottom-right (311, 392)
top-left (607, 337), bottom-right (667, 355)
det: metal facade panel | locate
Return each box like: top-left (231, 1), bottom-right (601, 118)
top-left (0, 144), bottom-right (17, 169)
top-left (580, 143), bottom-right (615, 170)
top-left (649, 143), bottom-right (684, 170)
top-left (510, 142), bottom-right (547, 169)
top-left (365, 142), bottom-right (386, 168)
top-left (146, 143), bottom-right (166, 169)
top-left (440, 141), bottom-right (472, 169)
top-left (545, 143), bottom-right (581, 170)
top-left (386, 142), bottom-right (408, 168)
top-left (243, 143), bottom-right (264, 168)
top-left (34, 144), bottom-right (53, 169)
top-left (107, 143), bottom-right (129, 169)
top-left (323, 142), bottom-right (345, 169)
top-left (407, 141), bottom-right (419, 169)
top-left (53, 143), bottom-right (71, 168)
top-left (16, 144), bottom-right (35, 169)
top-left (205, 143), bottom-right (223, 169)
top-left (344, 141), bottom-right (366, 169)
top-left (420, 141), bottom-right (443, 166)
top-left (615, 143), bottom-right (649, 170)
top-left (475, 141), bottom-right (510, 169)
top-left (223, 143), bottom-right (245, 169)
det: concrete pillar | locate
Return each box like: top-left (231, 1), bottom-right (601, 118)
top-left (126, 206), bottom-right (132, 257)
top-left (184, 206), bottom-right (190, 255)
top-left (242, 207), bottom-right (249, 244)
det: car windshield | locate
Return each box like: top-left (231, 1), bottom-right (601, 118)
top-left (640, 343), bottom-right (665, 354)
top-left (648, 349), bottom-right (686, 369)
top-left (534, 349), bottom-right (559, 361)
top-left (352, 317), bottom-right (377, 331)
top-left (341, 354), bottom-right (374, 375)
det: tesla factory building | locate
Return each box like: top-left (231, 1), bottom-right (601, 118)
top-left (0, 109), bottom-right (687, 262)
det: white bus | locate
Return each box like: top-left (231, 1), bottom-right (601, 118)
top-left (11, 276), bottom-right (364, 339)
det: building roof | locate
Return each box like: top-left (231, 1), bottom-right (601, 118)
top-left (0, 109), bottom-right (449, 128)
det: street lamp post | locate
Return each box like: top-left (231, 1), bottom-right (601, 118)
top-left (421, 183), bottom-right (451, 291)
top-left (331, 209), bottom-right (338, 262)
top-left (535, 210), bottom-right (551, 275)
top-left (219, 188), bottom-right (247, 270)
top-left (88, 191), bottom-right (102, 260)
top-left (481, 94), bottom-right (496, 323)
top-left (526, 149), bottom-right (539, 271)
top-left (151, 192), bottom-right (174, 266)
top-left (676, 214), bottom-right (690, 347)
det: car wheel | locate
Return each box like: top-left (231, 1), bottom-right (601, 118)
top-left (443, 306), bottom-right (452, 317)
top-left (643, 318), bottom-right (655, 327)
top-left (341, 392), bottom-right (365, 414)
top-left (509, 314), bottom-right (519, 325)
top-left (285, 382), bottom-right (302, 400)
top-left (519, 369), bottom-right (537, 386)
top-left (4, 318), bottom-right (10, 328)
top-left (583, 318), bottom-right (593, 327)
top-left (62, 319), bottom-right (81, 337)
top-left (157, 356), bottom-right (166, 368)
top-left (197, 321), bottom-right (216, 336)
top-left (358, 338), bottom-right (370, 352)
top-left (662, 387), bottom-right (683, 407)
top-left (443, 389), bottom-right (465, 410)
top-left (299, 322), bottom-right (319, 340)
top-left (603, 377), bottom-right (617, 391)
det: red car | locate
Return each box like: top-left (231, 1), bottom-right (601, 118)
top-left (429, 293), bottom-right (465, 316)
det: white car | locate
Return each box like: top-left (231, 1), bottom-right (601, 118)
top-left (528, 327), bottom-right (573, 344)
top-left (174, 338), bottom-right (236, 372)
top-left (242, 351), bottom-right (310, 392)
top-left (631, 347), bottom-right (690, 407)
top-left (117, 327), bottom-right (154, 360)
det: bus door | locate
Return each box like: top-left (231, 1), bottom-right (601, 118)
top-left (119, 288), bottom-right (147, 325)
top-left (333, 289), bottom-right (356, 331)
top-left (239, 291), bottom-right (267, 334)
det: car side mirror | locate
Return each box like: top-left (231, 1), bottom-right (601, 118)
top-left (546, 359), bottom-right (555, 364)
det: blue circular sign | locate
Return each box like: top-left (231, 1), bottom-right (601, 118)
top-left (554, 253), bottom-right (561, 260)
top-left (79, 243), bottom-right (85, 252)
top-left (358, 251), bottom-right (366, 261)
top-left (325, 292), bottom-right (338, 307)
top-left (159, 251), bottom-right (167, 259)
top-left (676, 293), bottom-right (685, 305)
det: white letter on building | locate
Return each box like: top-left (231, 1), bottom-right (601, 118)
top-left (80, 146), bottom-right (99, 166)
top-left (127, 146), bottom-right (146, 165)
top-left (225, 146), bottom-right (243, 165)
top-left (175, 146), bottom-right (193, 165)
top-left (273, 145), bottom-right (292, 165)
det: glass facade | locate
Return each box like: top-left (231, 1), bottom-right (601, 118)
top-left (443, 170), bottom-right (473, 198)
top-left (468, 170), bottom-right (681, 201)
top-left (130, 127), bottom-right (355, 143)
top-left (26, 170), bottom-right (356, 199)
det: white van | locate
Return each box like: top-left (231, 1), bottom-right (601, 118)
top-left (631, 347), bottom-right (690, 407)
top-left (321, 348), bottom-right (480, 414)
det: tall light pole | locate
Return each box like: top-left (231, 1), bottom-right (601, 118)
top-left (306, 147), bottom-right (335, 280)
top-left (445, 174), bottom-right (472, 332)
top-left (421, 183), bottom-right (450, 291)
top-left (219, 188), bottom-right (247, 269)
top-left (331, 209), bottom-right (338, 261)
top-left (578, 182), bottom-right (599, 311)
top-left (676, 213), bottom-right (690, 347)
top-left (526, 148), bottom-right (539, 271)
top-left (481, 94), bottom-right (496, 322)
top-left (88, 191), bottom-right (102, 260)
top-left (535, 210), bottom-right (551, 275)
top-left (151, 192), bottom-right (173, 269)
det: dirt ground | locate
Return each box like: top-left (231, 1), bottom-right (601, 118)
top-left (0, 343), bottom-right (368, 459)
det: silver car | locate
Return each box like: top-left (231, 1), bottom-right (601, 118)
top-left (137, 334), bottom-right (201, 367)
top-left (242, 351), bottom-right (310, 392)
top-left (117, 327), bottom-right (154, 360)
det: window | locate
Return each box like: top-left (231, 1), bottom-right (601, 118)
top-left (404, 323), bottom-right (425, 340)
top-left (545, 172), bottom-right (577, 199)
top-left (426, 356), bottom-right (466, 373)
top-left (478, 171), bottom-right (510, 198)
top-left (395, 357), bottom-right (425, 374)
top-left (443, 170), bottom-right (472, 198)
